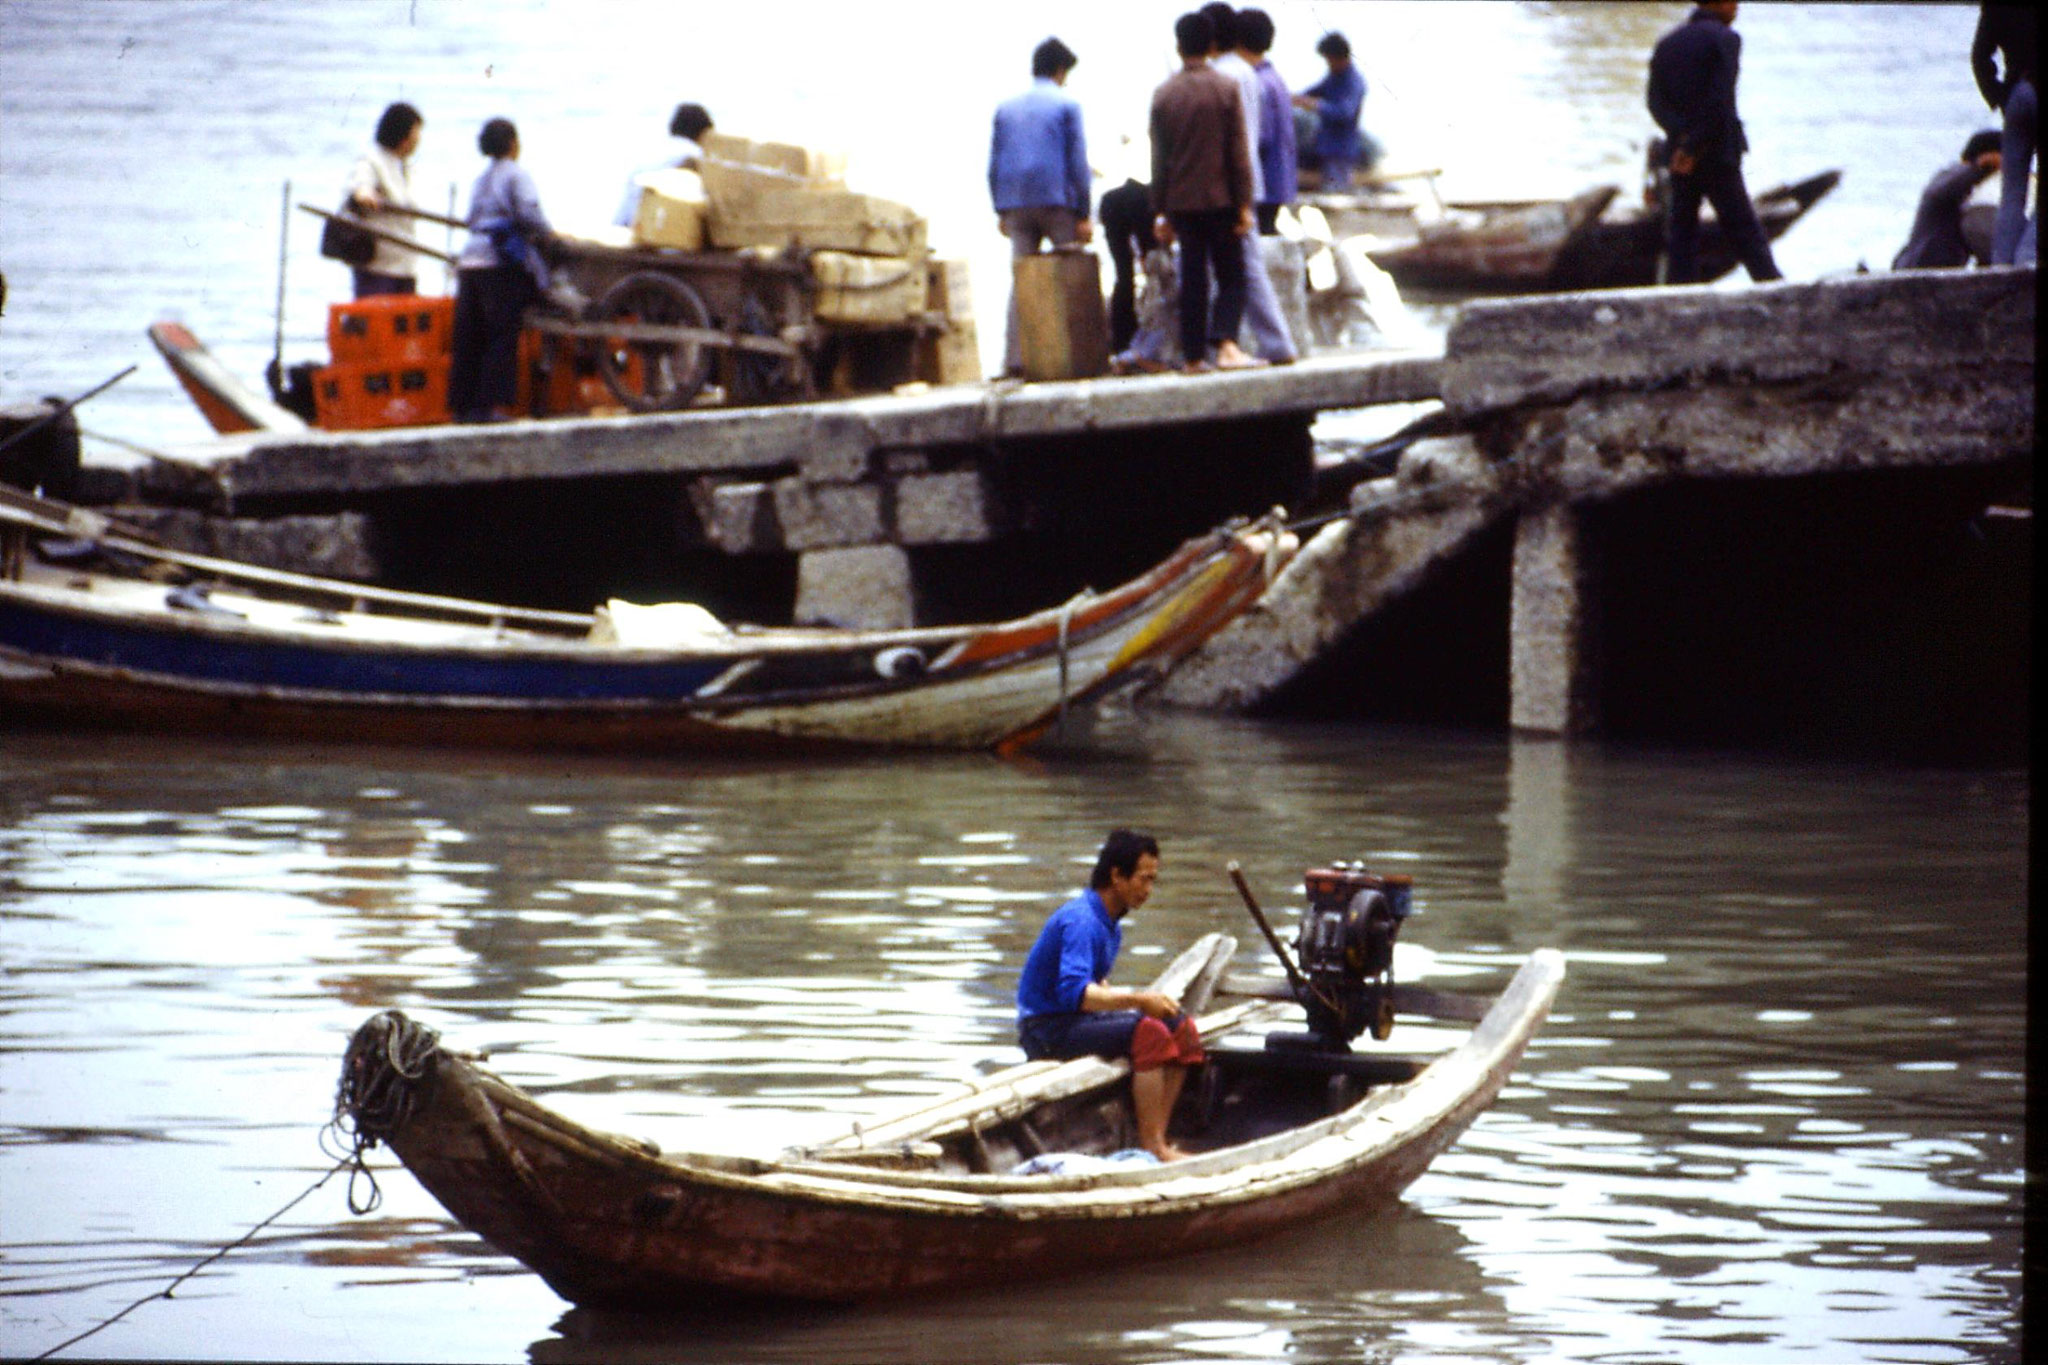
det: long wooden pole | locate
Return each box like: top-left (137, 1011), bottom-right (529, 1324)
top-left (296, 204), bottom-right (458, 264)
top-left (1225, 861), bottom-right (1321, 1007)
top-left (273, 178), bottom-right (290, 379)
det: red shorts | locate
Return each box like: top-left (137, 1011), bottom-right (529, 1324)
top-left (1130, 1012), bottom-right (1205, 1071)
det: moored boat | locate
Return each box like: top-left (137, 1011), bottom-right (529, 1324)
top-left (0, 486), bottom-right (1294, 754)
top-left (332, 919), bottom-right (1564, 1308)
top-left (1363, 185), bottom-right (1621, 295)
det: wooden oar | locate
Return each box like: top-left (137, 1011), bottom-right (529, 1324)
top-left (296, 203), bottom-right (456, 263)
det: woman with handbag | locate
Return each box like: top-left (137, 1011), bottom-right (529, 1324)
top-left (448, 116), bottom-right (554, 424)
top-left (344, 102), bottom-right (425, 297)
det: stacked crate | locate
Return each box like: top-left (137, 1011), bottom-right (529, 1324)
top-left (313, 296), bottom-right (453, 429)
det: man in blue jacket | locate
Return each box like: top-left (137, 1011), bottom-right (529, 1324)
top-left (1647, 1), bottom-right (1781, 284)
top-left (989, 38), bottom-right (1093, 378)
top-left (1017, 830), bottom-right (1204, 1161)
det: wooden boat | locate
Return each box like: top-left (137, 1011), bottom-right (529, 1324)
top-left (0, 485), bottom-right (1294, 754)
top-left (1363, 185), bottom-right (1620, 295)
top-left (1544, 168), bottom-right (1843, 291)
top-left (333, 933), bottom-right (1564, 1308)
top-left (1363, 169), bottom-right (1841, 296)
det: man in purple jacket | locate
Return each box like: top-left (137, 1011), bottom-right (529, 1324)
top-left (989, 37), bottom-right (1093, 377)
top-left (1241, 8), bottom-right (1298, 235)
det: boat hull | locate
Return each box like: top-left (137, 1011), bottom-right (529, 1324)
top-left (351, 949), bottom-right (1564, 1307)
top-left (1, 492), bottom-right (1291, 753)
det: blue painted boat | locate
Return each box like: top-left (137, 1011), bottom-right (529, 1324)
top-left (0, 487), bottom-right (1294, 753)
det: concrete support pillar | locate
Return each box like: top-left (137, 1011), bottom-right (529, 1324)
top-left (794, 544), bottom-right (918, 630)
top-left (1509, 501), bottom-right (1597, 735)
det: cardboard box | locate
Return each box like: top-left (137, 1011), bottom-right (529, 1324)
top-left (630, 168), bottom-right (708, 251)
top-left (709, 186), bottom-right (927, 257)
top-left (810, 250), bottom-right (928, 324)
top-left (327, 296), bottom-right (453, 367)
top-left (700, 132), bottom-right (846, 185)
top-left (313, 357), bottom-right (450, 429)
top-left (925, 257), bottom-right (975, 325)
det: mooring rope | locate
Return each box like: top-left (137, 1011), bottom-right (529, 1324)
top-left (34, 1011), bottom-right (445, 1361)
top-left (33, 1155), bottom-right (350, 1361)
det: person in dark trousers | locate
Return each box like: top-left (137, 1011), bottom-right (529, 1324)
top-left (1098, 173), bottom-right (1157, 354)
top-left (1971, 2), bottom-right (2037, 264)
top-left (1015, 830), bottom-right (1203, 1162)
top-left (1893, 130), bottom-right (2003, 270)
top-left (1149, 9), bottom-right (1257, 372)
top-left (448, 117), bottom-right (553, 423)
top-left (1646, 1), bottom-right (1781, 285)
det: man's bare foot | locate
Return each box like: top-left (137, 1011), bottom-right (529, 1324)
top-left (1150, 1141), bottom-right (1192, 1162)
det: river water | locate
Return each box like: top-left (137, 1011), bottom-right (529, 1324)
top-left (0, 3), bottom-right (2028, 1363)
top-left (0, 717), bottom-right (2028, 1362)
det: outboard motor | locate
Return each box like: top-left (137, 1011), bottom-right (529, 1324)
top-left (1267, 863), bottom-right (1415, 1054)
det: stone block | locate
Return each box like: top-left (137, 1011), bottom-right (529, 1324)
top-left (895, 469), bottom-right (997, 544)
top-left (794, 544), bottom-right (916, 629)
top-left (773, 477), bottom-right (883, 550)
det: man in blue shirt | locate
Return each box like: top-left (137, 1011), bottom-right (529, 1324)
top-left (989, 37), bottom-right (1093, 378)
top-left (1016, 829), bottom-right (1204, 1161)
top-left (1294, 31), bottom-right (1367, 190)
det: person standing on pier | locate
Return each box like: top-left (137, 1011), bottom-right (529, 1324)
top-left (988, 37), bottom-right (1093, 380)
top-left (1204, 2), bottom-right (1296, 364)
top-left (449, 117), bottom-right (554, 424)
top-left (1016, 830), bottom-right (1204, 1162)
top-left (1150, 10), bottom-right (1258, 373)
top-left (1971, 2), bottom-right (2037, 265)
top-left (1646, 1), bottom-right (1782, 285)
top-left (344, 102), bottom-right (425, 298)
top-left (1241, 9), bottom-right (1298, 237)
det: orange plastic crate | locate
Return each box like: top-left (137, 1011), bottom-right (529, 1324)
top-left (327, 295), bottom-right (454, 367)
top-left (312, 357), bottom-right (450, 429)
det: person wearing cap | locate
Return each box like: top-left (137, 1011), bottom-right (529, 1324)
top-left (989, 37), bottom-right (1093, 379)
top-left (1893, 130), bottom-right (2003, 270)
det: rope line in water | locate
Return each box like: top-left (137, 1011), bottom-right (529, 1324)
top-left (35, 1012), bottom-right (445, 1361)
top-left (33, 1156), bottom-right (350, 1361)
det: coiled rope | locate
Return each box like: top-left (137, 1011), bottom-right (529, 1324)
top-left (327, 1009), bottom-right (443, 1215)
top-left (34, 1012), bottom-right (441, 1361)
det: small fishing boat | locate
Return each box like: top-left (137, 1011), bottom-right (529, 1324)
top-left (333, 879), bottom-right (1564, 1308)
top-left (1544, 168), bottom-right (1844, 291)
top-left (0, 485), bottom-right (1294, 754)
top-left (1362, 168), bottom-right (1842, 296)
top-left (1363, 185), bottom-right (1621, 295)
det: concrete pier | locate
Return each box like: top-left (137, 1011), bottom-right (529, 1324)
top-left (1160, 267), bottom-right (2033, 747)
top-left (113, 348), bottom-right (1440, 625)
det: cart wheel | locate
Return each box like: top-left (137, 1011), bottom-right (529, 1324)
top-left (592, 271), bottom-right (712, 411)
top-left (729, 291), bottom-right (805, 406)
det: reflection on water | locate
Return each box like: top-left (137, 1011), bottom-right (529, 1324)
top-left (0, 716), bottom-right (2023, 1363)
